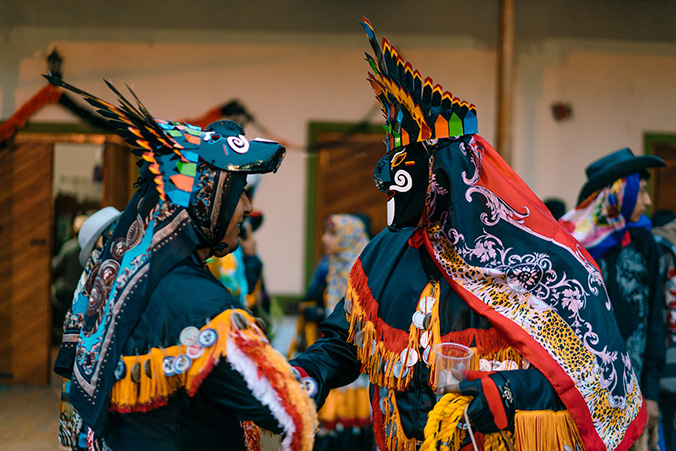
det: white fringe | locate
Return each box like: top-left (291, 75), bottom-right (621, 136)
top-left (226, 336), bottom-right (296, 450)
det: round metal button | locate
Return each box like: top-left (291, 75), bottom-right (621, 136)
top-left (392, 361), bottom-right (407, 379)
top-left (419, 296), bottom-right (435, 314)
top-left (130, 362), bottom-right (141, 383)
top-left (344, 298), bottom-right (353, 315)
top-left (400, 348), bottom-right (418, 367)
top-left (379, 385), bottom-right (388, 398)
top-left (232, 312), bottom-right (249, 330)
top-left (354, 330), bottom-right (365, 348)
top-left (144, 359), bottom-right (152, 378)
top-left (422, 346), bottom-right (431, 364)
top-left (422, 313), bottom-right (432, 329)
top-left (420, 331), bottom-right (431, 348)
top-left (114, 359), bottom-right (126, 381)
top-left (412, 311), bottom-right (426, 329)
top-left (179, 326), bottom-right (200, 346)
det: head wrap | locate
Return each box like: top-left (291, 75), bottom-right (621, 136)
top-left (560, 173), bottom-right (651, 259)
top-left (325, 214), bottom-right (369, 313)
top-left (357, 19), bottom-right (644, 450)
top-left (47, 75), bottom-right (285, 433)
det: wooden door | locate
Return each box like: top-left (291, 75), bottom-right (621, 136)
top-left (309, 125), bottom-right (387, 271)
top-left (648, 136), bottom-right (676, 215)
top-left (102, 140), bottom-right (137, 211)
top-left (0, 131), bottom-right (132, 384)
top-left (0, 140), bottom-right (54, 384)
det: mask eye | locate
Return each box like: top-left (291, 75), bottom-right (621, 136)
top-left (203, 131), bottom-right (222, 142)
top-left (391, 150), bottom-right (407, 168)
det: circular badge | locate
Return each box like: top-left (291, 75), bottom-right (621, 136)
top-left (301, 377), bottom-right (318, 397)
top-left (379, 385), bottom-right (388, 398)
top-left (162, 356), bottom-right (176, 376)
top-left (418, 296), bottom-right (436, 314)
top-left (400, 348), bottom-right (419, 367)
top-left (412, 310), bottom-right (426, 329)
top-left (144, 359), bottom-right (152, 378)
top-left (231, 312), bottom-right (249, 330)
top-left (392, 361), bottom-right (404, 378)
top-left (422, 313), bottom-right (432, 330)
top-left (198, 328), bottom-right (218, 348)
top-left (130, 362), bottom-right (142, 383)
top-left (110, 237), bottom-right (127, 262)
top-left (186, 343), bottom-right (205, 359)
top-left (173, 354), bottom-right (192, 374)
top-left (353, 330), bottom-right (365, 348)
top-left (422, 346), bottom-right (432, 364)
top-left (344, 298), bottom-right (353, 315)
top-left (179, 326), bottom-right (200, 347)
top-left (98, 260), bottom-right (120, 286)
top-left (114, 359), bottom-right (126, 381)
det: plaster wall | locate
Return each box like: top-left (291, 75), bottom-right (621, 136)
top-left (2, 28), bottom-right (675, 295)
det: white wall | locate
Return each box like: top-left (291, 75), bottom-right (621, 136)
top-left (514, 39), bottom-right (676, 206)
top-left (2, 26), bottom-right (676, 295)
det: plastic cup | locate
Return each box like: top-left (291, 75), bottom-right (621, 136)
top-left (434, 342), bottom-right (473, 399)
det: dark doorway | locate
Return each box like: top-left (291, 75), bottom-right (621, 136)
top-left (305, 122), bottom-right (386, 284)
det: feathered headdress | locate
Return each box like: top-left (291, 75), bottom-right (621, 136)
top-left (44, 74), bottom-right (285, 208)
top-left (359, 17), bottom-right (478, 151)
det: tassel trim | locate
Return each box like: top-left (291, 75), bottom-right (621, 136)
top-left (371, 386), bottom-right (418, 451)
top-left (513, 409), bottom-right (585, 451)
top-left (109, 309), bottom-right (317, 451)
top-left (346, 260), bottom-right (528, 392)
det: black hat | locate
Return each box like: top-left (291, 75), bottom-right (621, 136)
top-left (577, 147), bottom-right (665, 204)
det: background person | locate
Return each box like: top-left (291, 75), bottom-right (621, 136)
top-left (560, 147), bottom-right (667, 451)
top-left (291, 214), bottom-right (372, 451)
top-left (653, 213), bottom-right (676, 450)
top-left (53, 214), bottom-right (89, 342)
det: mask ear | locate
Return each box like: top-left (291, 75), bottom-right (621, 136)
top-left (373, 155), bottom-right (391, 193)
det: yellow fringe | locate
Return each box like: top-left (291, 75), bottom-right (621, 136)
top-left (347, 276), bottom-right (531, 397)
top-left (381, 386), bottom-right (418, 451)
top-left (421, 395), bottom-right (584, 451)
top-left (109, 309), bottom-right (318, 451)
top-left (317, 384), bottom-right (371, 425)
top-left (512, 410), bottom-right (585, 451)
top-left (245, 278), bottom-right (263, 310)
top-left (347, 281), bottom-right (442, 392)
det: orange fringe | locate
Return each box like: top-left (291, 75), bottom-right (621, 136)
top-left (109, 309), bottom-right (317, 451)
top-left (347, 264), bottom-right (527, 393)
top-left (512, 410), bottom-right (585, 451)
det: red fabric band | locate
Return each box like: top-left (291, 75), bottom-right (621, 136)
top-left (481, 377), bottom-right (508, 430)
top-left (292, 366), bottom-right (309, 379)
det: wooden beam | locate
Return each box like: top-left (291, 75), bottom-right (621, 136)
top-left (496, 0), bottom-right (515, 165)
